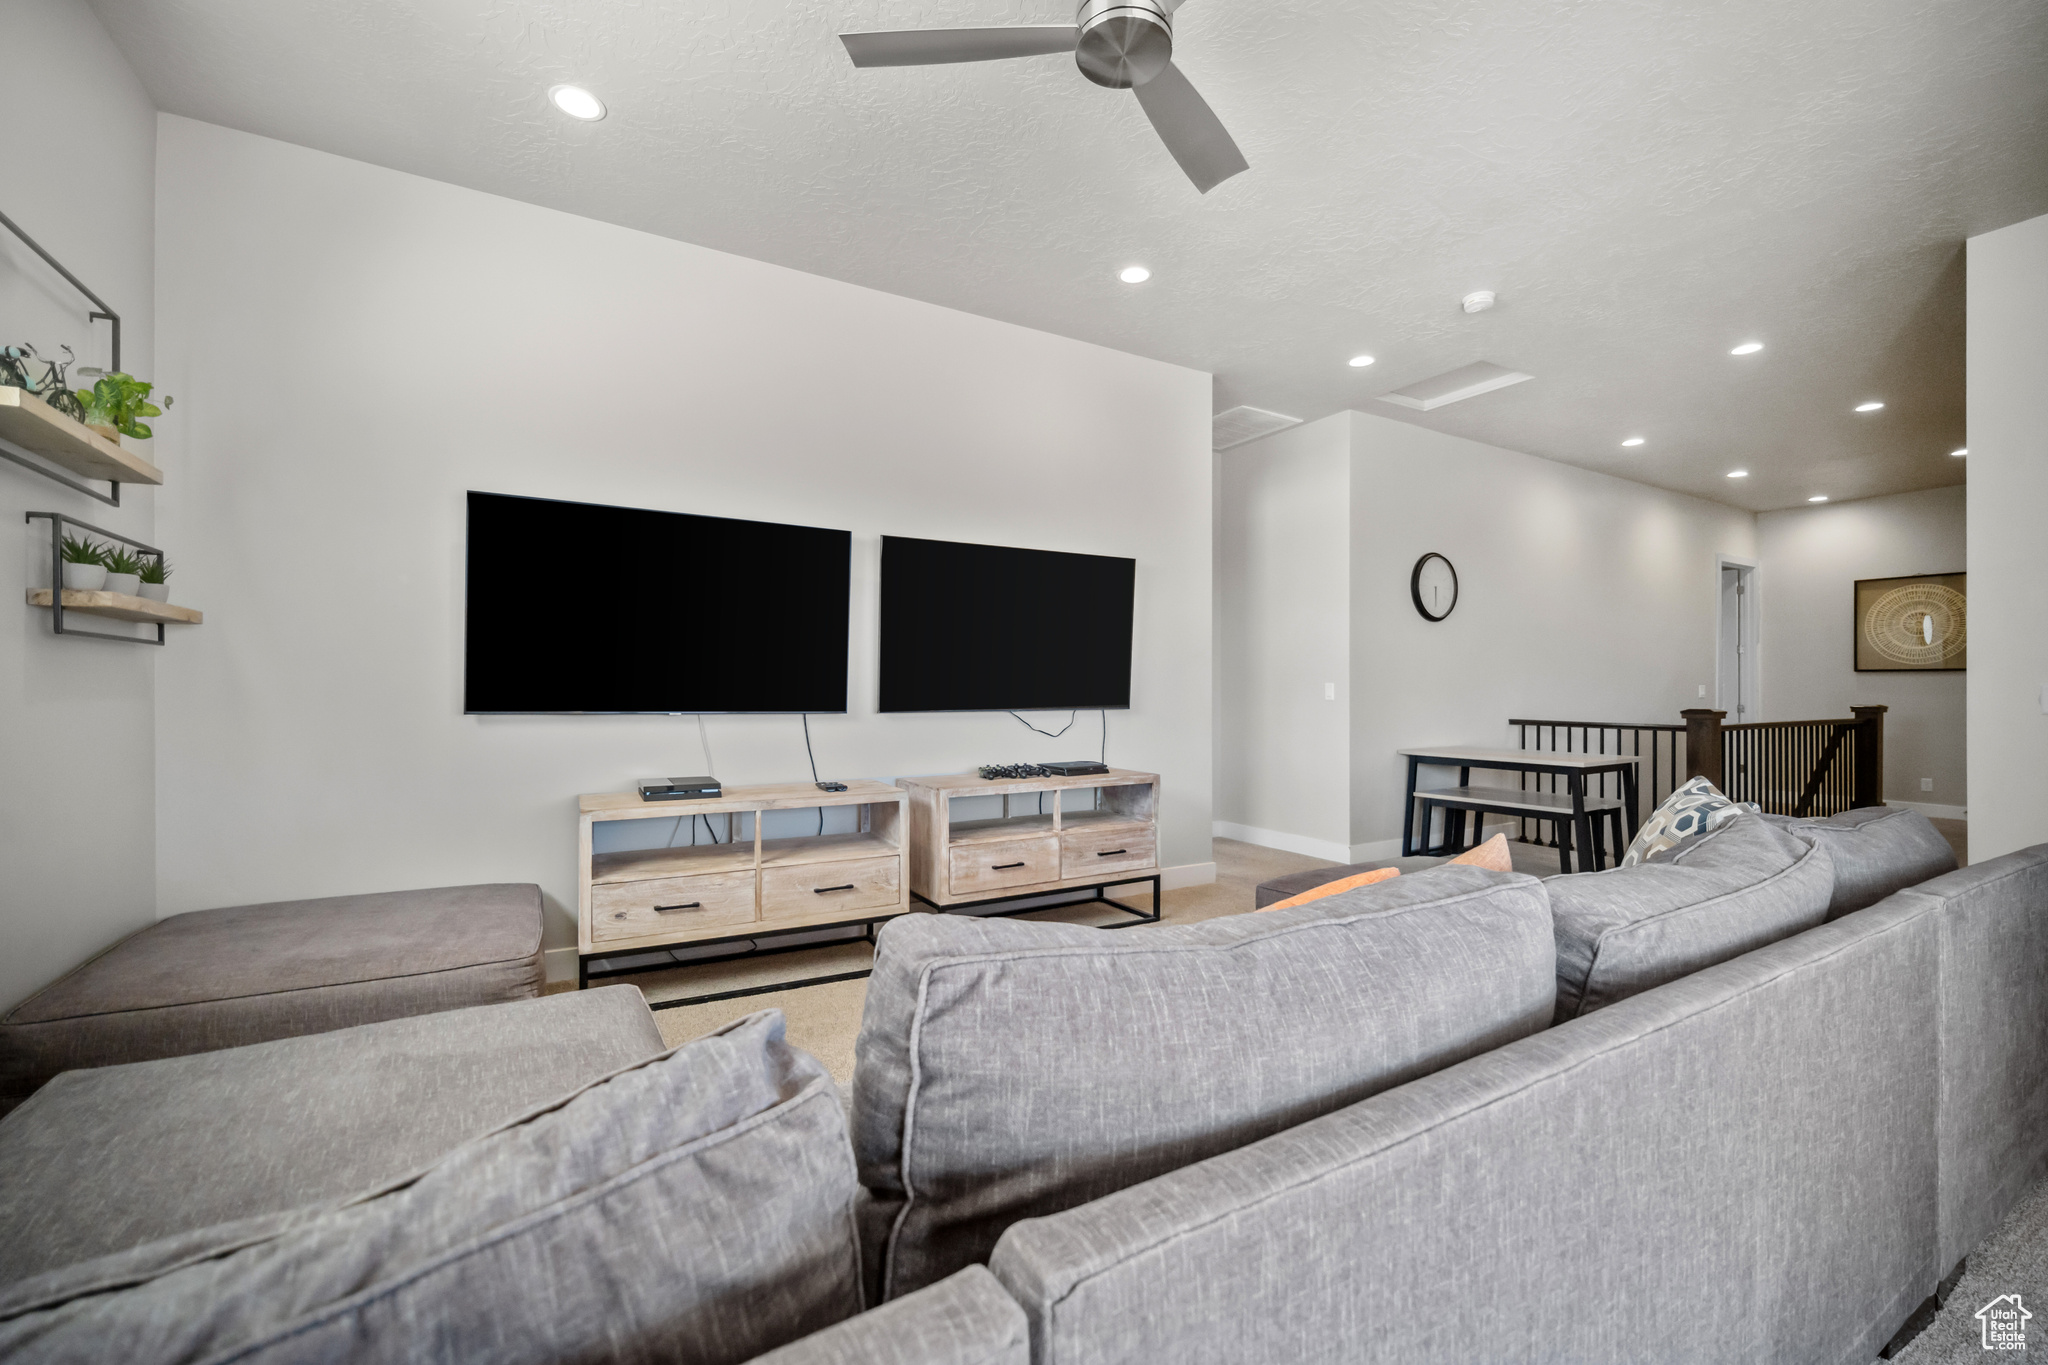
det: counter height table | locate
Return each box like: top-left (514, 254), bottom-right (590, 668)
top-left (1399, 746), bottom-right (1642, 873)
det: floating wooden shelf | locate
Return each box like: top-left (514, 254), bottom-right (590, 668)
top-left (27, 589), bottom-right (202, 624)
top-left (0, 388), bottom-right (163, 486)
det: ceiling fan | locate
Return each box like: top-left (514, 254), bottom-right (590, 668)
top-left (840, 0), bottom-right (1248, 193)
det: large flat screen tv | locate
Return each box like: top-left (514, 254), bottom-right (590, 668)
top-left (464, 491), bottom-right (851, 714)
top-left (878, 535), bottom-right (1134, 712)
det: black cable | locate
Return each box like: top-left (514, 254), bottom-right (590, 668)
top-left (1100, 709), bottom-right (1108, 765)
top-left (802, 713), bottom-right (823, 834)
top-left (1009, 710), bottom-right (1078, 739)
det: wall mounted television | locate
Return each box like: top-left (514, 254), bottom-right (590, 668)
top-left (464, 491), bottom-right (851, 714)
top-left (878, 535), bottom-right (1135, 712)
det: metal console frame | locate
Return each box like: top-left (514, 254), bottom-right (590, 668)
top-left (0, 207), bottom-right (127, 507)
top-left (26, 510), bottom-right (168, 645)
top-left (579, 873), bottom-right (1162, 1011)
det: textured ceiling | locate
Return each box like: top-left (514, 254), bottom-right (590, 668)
top-left (87, 0), bottom-right (2048, 509)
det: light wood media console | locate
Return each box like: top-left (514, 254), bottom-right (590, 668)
top-left (896, 768), bottom-right (1162, 922)
top-left (576, 780), bottom-right (908, 990)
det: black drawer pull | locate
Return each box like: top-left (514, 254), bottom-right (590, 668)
top-left (654, 902), bottom-right (701, 913)
top-left (1097, 849), bottom-right (1128, 857)
top-left (991, 861), bottom-right (1026, 870)
top-left (814, 884), bottom-right (856, 894)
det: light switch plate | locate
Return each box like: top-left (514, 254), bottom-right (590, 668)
top-left (1323, 682), bottom-right (1336, 701)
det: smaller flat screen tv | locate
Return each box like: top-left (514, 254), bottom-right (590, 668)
top-left (465, 492), bottom-right (850, 714)
top-left (878, 536), bottom-right (1135, 713)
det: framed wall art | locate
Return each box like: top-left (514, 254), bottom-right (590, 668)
top-left (1854, 572), bottom-right (1966, 672)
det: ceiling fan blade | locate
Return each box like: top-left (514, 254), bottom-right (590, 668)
top-left (1131, 61), bottom-right (1248, 193)
top-left (841, 26), bottom-right (1080, 67)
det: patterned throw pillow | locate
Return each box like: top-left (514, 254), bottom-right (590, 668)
top-left (1620, 777), bottom-right (1758, 866)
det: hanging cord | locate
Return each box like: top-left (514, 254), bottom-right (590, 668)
top-left (1009, 710), bottom-right (1078, 739)
top-left (802, 713), bottom-right (824, 834)
top-left (1100, 709), bottom-right (1108, 765)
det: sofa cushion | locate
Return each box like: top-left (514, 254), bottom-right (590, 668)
top-left (853, 865), bottom-right (1556, 1300)
top-left (1549, 812), bottom-right (1834, 1021)
top-left (0, 1010), bottom-right (861, 1365)
top-left (747, 1267), bottom-right (1027, 1365)
top-left (1762, 806), bottom-right (1957, 918)
top-left (0, 884), bottom-right (545, 1111)
top-left (0, 986), bottom-right (664, 1286)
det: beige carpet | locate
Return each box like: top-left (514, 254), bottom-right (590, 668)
top-left (590, 837), bottom-right (1337, 1082)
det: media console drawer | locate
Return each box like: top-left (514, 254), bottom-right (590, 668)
top-left (1061, 825), bottom-right (1157, 879)
top-left (761, 856), bottom-right (902, 922)
top-left (949, 835), bottom-right (1061, 896)
top-left (590, 870), bottom-right (757, 944)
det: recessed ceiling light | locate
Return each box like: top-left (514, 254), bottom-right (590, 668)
top-left (1348, 354), bottom-right (1375, 368)
top-left (1855, 401), bottom-right (1885, 413)
top-left (1809, 495), bottom-right (1829, 503)
top-left (1730, 342), bottom-right (1764, 356)
top-left (1620, 437), bottom-right (1645, 448)
top-left (1727, 470), bottom-right (1749, 479)
top-left (548, 84), bottom-right (606, 120)
top-left (1119, 266), bottom-right (1150, 284)
top-left (1952, 447), bottom-right (1968, 457)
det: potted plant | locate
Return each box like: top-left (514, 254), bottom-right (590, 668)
top-left (103, 546), bottom-right (144, 596)
top-left (75, 372), bottom-right (167, 444)
top-left (60, 534), bottom-right (107, 591)
top-left (136, 556), bottom-right (172, 602)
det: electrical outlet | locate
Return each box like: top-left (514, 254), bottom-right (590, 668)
top-left (1323, 682), bottom-right (1336, 701)
top-left (1698, 684), bottom-right (1707, 698)
top-left (1921, 778), bottom-right (1934, 792)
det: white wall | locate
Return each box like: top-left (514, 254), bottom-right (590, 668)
top-left (1214, 414), bottom-right (1351, 859)
top-left (0, 0), bottom-right (158, 1010)
top-left (1347, 411), bottom-right (1757, 851)
top-left (152, 117), bottom-right (1214, 967)
top-left (1756, 487), bottom-right (1966, 813)
top-left (1967, 211), bottom-right (2048, 862)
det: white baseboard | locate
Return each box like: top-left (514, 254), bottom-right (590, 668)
top-left (544, 859), bottom-right (1218, 982)
top-left (1213, 821), bottom-right (1353, 863)
top-left (1887, 800), bottom-right (1967, 821)
top-left (1217, 822), bottom-right (1516, 867)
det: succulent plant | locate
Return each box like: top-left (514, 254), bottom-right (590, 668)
top-left (59, 534), bottom-right (106, 566)
top-left (103, 546), bottom-right (145, 576)
top-left (137, 556), bottom-right (171, 584)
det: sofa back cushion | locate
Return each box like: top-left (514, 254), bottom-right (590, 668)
top-left (852, 866), bottom-right (1556, 1300)
top-left (1762, 806), bottom-right (1957, 919)
top-left (1549, 812), bottom-right (1833, 1021)
top-left (0, 1011), bottom-right (862, 1365)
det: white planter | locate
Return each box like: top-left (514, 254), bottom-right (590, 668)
top-left (137, 582), bottom-right (170, 602)
top-left (104, 571), bottom-right (141, 596)
top-left (62, 562), bottom-right (107, 591)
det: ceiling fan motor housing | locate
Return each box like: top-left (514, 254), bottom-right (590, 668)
top-left (1074, 0), bottom-right (1173, 88)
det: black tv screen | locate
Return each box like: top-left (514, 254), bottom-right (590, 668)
top-left (878, 536), bottom-right (1134, 712)
top-left (464, 492), bottom-right (850, 713)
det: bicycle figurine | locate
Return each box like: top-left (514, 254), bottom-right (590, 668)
top-left (25, 344), bottom-right (85, 421)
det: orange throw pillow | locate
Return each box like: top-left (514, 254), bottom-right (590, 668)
top-left (1449, 833), bottom-right (1513, 872)
top-left (1260, 865), bottom-right (1400, 911)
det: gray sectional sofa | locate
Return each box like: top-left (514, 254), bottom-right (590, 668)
top-left (0, 807), bottom-right (2036, 1365)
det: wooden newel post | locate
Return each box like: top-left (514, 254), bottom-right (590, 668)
top-left (1681, 709), bottom-right (1726, 789)
top-left (1851, 704), bottom-right (1888, 808)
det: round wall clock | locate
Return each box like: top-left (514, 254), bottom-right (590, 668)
top-left (1411, 552), bottom-right (1459, 622)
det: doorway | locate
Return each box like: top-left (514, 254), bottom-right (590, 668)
top-left (1717, 559), bottom-right (1759, 720)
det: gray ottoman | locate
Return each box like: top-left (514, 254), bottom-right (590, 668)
top-left (0, 883), bottom-right (545, 1112)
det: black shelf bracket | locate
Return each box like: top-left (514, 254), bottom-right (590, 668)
top-left (27, 511), bottom-right (168, 645)
top-left (1, 205), bottom-right (126, 506)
